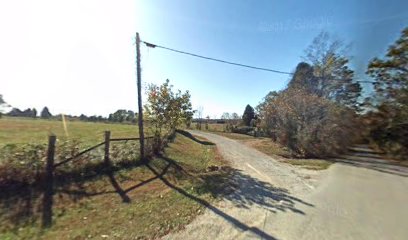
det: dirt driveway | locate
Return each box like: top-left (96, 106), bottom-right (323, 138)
top-left (163, 131), bottom-right (408, 240)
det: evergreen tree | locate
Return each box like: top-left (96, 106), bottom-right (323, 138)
top-left (366, 27), bottom-right (408, 159)
top-left (242, 104), bottom-right (255, 126)
top-left (32, 108), bottom-right (37, 118)
top-left (40, 107), bottom-right (52, 119)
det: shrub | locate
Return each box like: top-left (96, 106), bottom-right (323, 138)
top-left (259, 89), bottom-right (359, 158)
top-left (364, 104), bottom-right (408, 160)
top-left (144, 79), bottom-right (194, 145)
top-left (0, 140), bottom-right (102, 188)
top-left (231, 126), bottom-right (254, 134)
top-left (0, 143), bottom-right (47, 187)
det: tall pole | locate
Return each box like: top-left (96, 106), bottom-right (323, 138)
top-left (136, 32), bottom-right (145, 161)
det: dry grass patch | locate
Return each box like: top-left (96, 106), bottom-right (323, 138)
top-left (212, 132), bottom-right (255, 141)
top-left (213, 132), bottom-right (333, 171)
top-left (282, 159), bottom-right (333, 170)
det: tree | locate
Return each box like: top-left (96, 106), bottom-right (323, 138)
top-left (0, 95), bottom-right (10, 118)
top-left (32, 108), bottom-right (37, 118)
top-left (242, 104), bottom-right (255, 126)
top-left (287, 62), bottom-right (317, 92)
top-left (256, 91), bottom-right (279, 114)
top-left (205, 116), bottom-right (210, 130)
top-left (7, 108), bottom-right (23, 117)
top-left (231, 112), bottom-right (239, 120)
top-left (259, 88), bottom-right (358, 157)
top-left (40, 107), bottom-right (52, 119)
top-left (221, 112), bottom-right (230, 120)
top-left (126, 110), bottom-right (136, 122)
top-left (230, 112), bottom-right (240, 125)
top-left (145, 79), bottom-right (193, 139)
top-left (107, 109), bottom-right (137, 123)
top-left (80, 114), bottom-right (88, 121)
top-left (367, 27), bottom-right (408, 102)
top-left (366, 27), bottom-right (408, 159)
top-left (302, 32), bottom-right (362, 109)
top-left (7, 108), bottom-right (36, 118)
top-left (196, 106), bottom-right (204, 130)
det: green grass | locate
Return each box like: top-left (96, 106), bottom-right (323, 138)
top-left (0, 117), bottom-right (144, 147)
top-left (0, 118), bottom-right (230, 239)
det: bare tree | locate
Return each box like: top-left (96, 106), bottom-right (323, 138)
top-left (301, 31), bottom-right (361, 109)
top-left (221, 112), bottom-right (230, 120)
top-left (231, 112), bottom-right (240, 125)
top-left (196, 106), bottom-right (204, 130)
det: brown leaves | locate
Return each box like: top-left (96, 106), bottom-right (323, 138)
top-left (259, 89), bottom-right (358, 158)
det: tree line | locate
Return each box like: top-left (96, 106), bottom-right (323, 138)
top-left (216, 28), bottom-right (406, 160)
top-left (3, 106), bottom-right (52, 119)
top-left (252, 28), bottom-right (407, 160)
top-left (0, 97), bottom-right (141, 124)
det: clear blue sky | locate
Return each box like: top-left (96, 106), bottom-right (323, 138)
top-left (1, 0), bottom-right (408, 118)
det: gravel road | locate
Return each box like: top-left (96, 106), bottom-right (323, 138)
top-left (163, 131), bottom-right (408, 240)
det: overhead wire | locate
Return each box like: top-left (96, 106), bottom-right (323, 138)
top-left (141, 40), bottom-right (376, 84)
top-left (141, 41), bottom-right (293, 75)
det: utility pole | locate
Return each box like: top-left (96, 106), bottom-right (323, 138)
top-left (136, 32), bottom-right (145, 161)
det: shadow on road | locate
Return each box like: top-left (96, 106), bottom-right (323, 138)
top-left (218, 169), bottom-right (314, 214)
top-left (145, 163), bottom-right (279, 240)
top-left (145, 157), bottom-right (314, 239)
top-left (329, 157), bottom-right (408, 177)
top-left (176, 129), bottom-right (215, 145)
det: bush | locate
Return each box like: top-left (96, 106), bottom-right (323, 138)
top-left (0, 138), bottom-right (151, 189)
top-left (231, 126), bottom-right (254, 134)
top-left (0, 143), bottom-right (47, 187)
top-left (259, 89), bottom-right (359, 158)
top-left (364, 104), bottom-right (408, 160)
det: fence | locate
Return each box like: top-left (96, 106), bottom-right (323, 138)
top-left (41, 131), bottom-right (154, 228)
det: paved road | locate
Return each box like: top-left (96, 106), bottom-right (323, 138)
top-left (163, 131), bottom-right (408, 240)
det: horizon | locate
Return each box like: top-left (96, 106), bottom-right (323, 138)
top-left (1, 0), bottom-right (408, 118)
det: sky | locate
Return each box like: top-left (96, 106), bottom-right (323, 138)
top-left (1, 0), bottom-right (408, 118)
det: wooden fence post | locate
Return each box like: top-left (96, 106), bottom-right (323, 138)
top-left (104, 131), bottom-right (111, 166)
top-left (42, 135), bottom-right (56, 228)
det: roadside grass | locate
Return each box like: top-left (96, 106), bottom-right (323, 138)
top-left (0, 117), bottom-right (145, 147)
top-left (205, 123), bottom-right (224, 132)
top-left (0, 133), bottom-right (230, 240)
top-left (213, 132), bottom-right (333, 170)
top-left (212, 132), bottom-right (255, 141)
top-left (281, 159), bottom-right (333, 170)
top-left (240, 137), bottom-right (291, 157)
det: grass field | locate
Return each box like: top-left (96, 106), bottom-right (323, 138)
top-left (0, 117), bottom-right (144, 147)
top-left (0, 118), bottom-right (230, 239)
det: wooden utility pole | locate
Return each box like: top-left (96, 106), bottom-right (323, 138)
top-left (136, 32), bottom-right (145, 161)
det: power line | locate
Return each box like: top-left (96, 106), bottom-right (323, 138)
top-left (141, 41), bottom-right (293, 75)
top-left (141, 40), bottom-right (377, 85)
